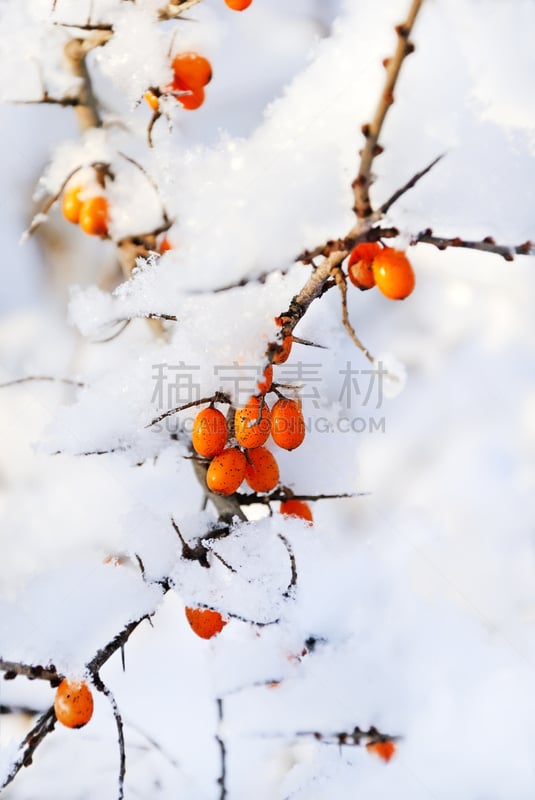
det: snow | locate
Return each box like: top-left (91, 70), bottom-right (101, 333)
top-left (1, 0), bottom-right (535, 798)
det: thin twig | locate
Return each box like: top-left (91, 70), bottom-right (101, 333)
top-left (379, 153), bottom-right (444, 216)
top-left (214, 698), bottom-right (227, 799)
top-left (278, 534), bottom-right (297, 598)
top-left (0, 707), bottom-right (57, 791)
top-left (234, 491), bottom-right (361, 506)
top-left (332, 265), bottom-right (375, 363)
top-left (117, 152), bottom-right (170, 226)
top-left (0, 376), bottom-right (84, 389)
top-left (353, 0), bottom-right (424, 218)
top-left (147, 392), bottom-right (230, 427)
top-left (410, 229), bottom-right (534, 261)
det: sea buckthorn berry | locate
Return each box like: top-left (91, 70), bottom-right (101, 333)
top-left (366, 740), bottom-right (396, 762)
top-left (347, 242), bottom-right (381, 290)
top-left (54, 679), bottom-right (94, 729)
top-left (234, 397), bottom-right (271, 449)
top-left (245, 447), bottom-right (280, 493)
top-left (79, 196), bottom-right (109, 237)
top-left (144, 90), bottom-right (159, 111)
top-left (192, 407), bottom-right (228, 458)
top-left (280, 499), bottom-right (313, 523)
top-left (257, 365), bottom-right (273, 395)
top-left (61, 185), bottom-right (84, 225)
top-left (159, 236), bottom-right (172, 253)
top-left (206, 447), bottom-right (246, 495)
top-left (174, 81), bottom-right (205, 111)
top-left (172, 53), bottom-right (212, 89)
top-left (372, 247), bottom-right (415, 300)
top-left (225, 0), bottom-right (253, 11)
top-left (271, 398), bottom-right (305, 451)
top-left (225, 0), bottom-right (253, 9)
top-left (185, 607), bottom-right (227, 639)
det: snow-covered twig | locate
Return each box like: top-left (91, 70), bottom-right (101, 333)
top-left (215, 698), bottom-right (227, 800)
top-left (91, 673), bottom-right (126, 800)
top-left (0, 659), bottom-right (59, 684)
top-left (0, 707), bottom-right (57, 791)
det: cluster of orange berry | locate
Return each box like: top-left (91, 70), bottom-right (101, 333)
top-left (61, 184), bottom-right (109, 237)
top-left (347, 242), bottom-right (415, 300)
top-left (193, 386), bottom-right (304, 493)
top-left (145, 51), bottom-right (213, 113)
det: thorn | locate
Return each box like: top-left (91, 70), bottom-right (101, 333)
top-left (483, 236), bottom-right (495, 244)
top-left (503, 252), bottom-right (514, 262)
top-left (361, 123), bottom-right (371, 138)
top-left (384, 90), bottom-right (394, 106)
top-left (372, 144), bottom-right (384, 157)
top-left (404, 41), bottom-right (415, 56)
top-left (382, 57), bottom-right (391, 68)
top-left (395, 23), bottom-right (409, 38)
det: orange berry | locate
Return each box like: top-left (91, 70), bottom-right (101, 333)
top-left (271, 398), bottom-right (305, 451)
top-left (174, 80), bottom-right (205, 110)
top-left (257, 365), bottom-right (273, 394)
top-left (144, 90), bottom-right (159, 111)
top-left (54, 679), bottom-right (94, 729)
top-left (280, 499), bottom-right (313, 523)
top-left (347, 242), bottom-right (381, 290)
top-left (185, 607), bottom-right (227, 639)
top-left (234, 397), bottom-right (271, 449)
top-left (159, 236), bottom-right (172, 253)
top-left (192, 407), bottom-right (228, 458)
top-left (366, 740), bottom-right (396, 762)
top-left (172, 52), bottom-right (212, 89)
top-left (225, 0), bottom-right (253, 9)
top-left (245, 446), bottom-right (279, 493)
top-left (61, 185), bottom-right (84, 224)
top-left (372, 248), bottom-right (415, 300)
top-left (79, 196), bottom-right (109, 237)
top-left (206, 447), bottom-right (246, 495)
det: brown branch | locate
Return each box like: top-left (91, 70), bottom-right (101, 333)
top-left (0, 660), bottom-right (59, 684)
top-left (295, 725), bottom-right (399, 748)
top-left (0, 707), bottom-right (57, 791)
top-left (234, 490), bottom-right (363, 506)
top-left (353, 0), bottom-right (424, 218)
top-left (63, 33), bottom-right (112, 131)
top-left (410, 229), bottom-right (534, 261)
top-left (296, 226), bottom-right (399, 264)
